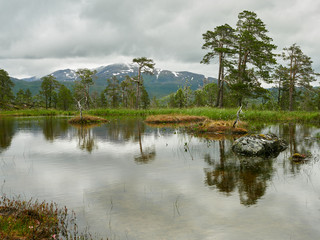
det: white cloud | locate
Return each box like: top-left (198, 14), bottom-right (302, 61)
top-left (0, 0), bottom-right (319, 84)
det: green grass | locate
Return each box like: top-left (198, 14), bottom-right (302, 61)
top-left (88, 107), bottom-right (320, 124)
top-left (1, 107), bottom-right (320, 124)
top-left (0, 109), bottom-right (75, 116)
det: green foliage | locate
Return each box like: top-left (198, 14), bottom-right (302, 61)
top-left (281, 43), bottom-right (317, 111)
top-left (202, 10), bottom-right (277, 107)
top-left (140, 85), bottom-right (150, 109)
top-left (40, 75), bottom-right (60, 109)
top-left (193, 89), bottom-right (207, 107)
top-left (132, 57), bottom-right (155, 109)
top-left (98, 91), bottom-right (108, 108)
top-left (201, 24), bottom-right (236, 107)
top-left (175, 88), bottom-right (186, 108)
top-left (120, 76), bottom-right (136, 108)
top-left (0, 69), bottom-right (14, 109)
top-left (74, 68), bottom-right (97, 109)
top-left (203, 83), bottom-right (218, 106)
top-left (105, 76), bottom-right (120, 108)
top-left (57, 84), bottom-right (73, 110)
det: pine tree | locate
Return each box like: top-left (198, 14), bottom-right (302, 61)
top-left (40, 75), bottom-right (60, 109)
top-left (121, 77), bottom-right (136, 108)
top-left (273, 65), bottom-right (289, 107)
top-left (24, 89), bottom-right (33, 106)
top-left (281, 44), bottom-right (317, 111)
top-left (231, 10), bottom-right (277, 106)
top-left (57, 84), bottom-right (73, 110)
top-left (0, 69), bottom-right (14, 108)
top-left (132, 57), bottom-right (155, 109)
top-left (175, 88), bottom-right (186, 108)
top-left (140, 85), bottom-right (150, 109)
top-left (105, 76), bottom-right (120, 108)
top-left (201, 24), bottom-right (236, 108)
top-left (16, 89), bottom-right (25, 106)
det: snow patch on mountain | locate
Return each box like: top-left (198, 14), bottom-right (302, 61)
top-left (172, 71), bottom-right (179, 77)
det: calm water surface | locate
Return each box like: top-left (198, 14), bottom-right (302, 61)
top-left (1, 117), bottom-right (320, 240)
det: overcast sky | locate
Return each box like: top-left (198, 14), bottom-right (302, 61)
top-left (1, 0), bottom-right (320, 84)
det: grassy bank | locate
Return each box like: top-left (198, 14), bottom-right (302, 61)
top-left (0, 195), bottom-right (101, 240)
top-left (1, 107), bottom-right (320, 124)
top-left (87, 108), bottom-right (320, 124)
top-left (0, 109), bottom-right (75, 116)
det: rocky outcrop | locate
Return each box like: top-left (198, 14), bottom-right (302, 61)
top-left (232, 133), bottom-right (287, 157)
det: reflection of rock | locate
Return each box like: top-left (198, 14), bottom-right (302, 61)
top-left (232, 134), bottom-right (287, 157)
top-left (204, 139), bottom-right (275, 206)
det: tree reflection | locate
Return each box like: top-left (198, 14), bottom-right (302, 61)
top-left (134, 121), bottom-right (156, 164)
top-left (205, 141), bottom-right (237, 195)
top-left (205, 139), bottom-right (274, 206)
top-left (41, 117), bottom-right (69, 141)
top-left (238, 158), bottom-right (273, 205)
top-left (76, 125), bottom-right (96, 153)
top-left (0, 118), bottom-right (15, 153)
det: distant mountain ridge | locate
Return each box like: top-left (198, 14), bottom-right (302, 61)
top-left (12, 63), bottom-right (217, 98)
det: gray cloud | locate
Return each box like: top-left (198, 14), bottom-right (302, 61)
top-left (0, 0), bottom-right (320, 82)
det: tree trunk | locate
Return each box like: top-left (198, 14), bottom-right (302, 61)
top-left (215, 52), bottom-right (223, 107)
top-left (288, 56), bottom-right (294, 111)
top-left (136, 68), bottom-right (141, 109)
top-left (219, 65), bottom-right (224, 108)
top-left (277, 80), bottom-right (281, 105)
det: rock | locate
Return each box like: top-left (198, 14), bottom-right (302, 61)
top-left (232, 133), bottom-right (287, 157)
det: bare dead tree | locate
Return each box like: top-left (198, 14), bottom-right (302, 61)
top-left (233, 105), bottom-right (242, 128)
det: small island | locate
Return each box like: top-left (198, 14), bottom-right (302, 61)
top-left (68, 115), bottom-right (109, 125)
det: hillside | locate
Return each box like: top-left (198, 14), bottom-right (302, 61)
top-left (12, 63), bottom-right (217, 98)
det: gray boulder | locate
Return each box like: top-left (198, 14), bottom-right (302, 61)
top-left (232, 133), bottom-right (287, 157)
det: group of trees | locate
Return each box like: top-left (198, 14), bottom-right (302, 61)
top-left (0, 10), bottom-right (319, 111)
top-left (0, 57), bottom-right (155, 111)
top-left (201, 10), bottom-right (318, 111)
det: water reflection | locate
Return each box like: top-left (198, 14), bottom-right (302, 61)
top-left (41, 117), bottom-right (69, 141)
top-left (134, 121), bottom-right (156, 164)
top-left (204, 140), bottom-right (274, 206)
top-left (75, 125), bottom-right (97, 153)
top-left (1, 117), bottom-right (320, 239)
top-left (0, 118), bottom-right (15, 153)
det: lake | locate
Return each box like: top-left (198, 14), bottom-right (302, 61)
top-left (1, 117), bottom-right (320, 240)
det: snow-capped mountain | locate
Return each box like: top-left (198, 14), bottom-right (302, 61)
top-left (12, 63), bottom-right (217, 97)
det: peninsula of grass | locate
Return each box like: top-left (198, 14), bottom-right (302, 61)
top-left (68, 115), bottom-right (108, 125)
top-left (0, 195), bottom-right (100, 240)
